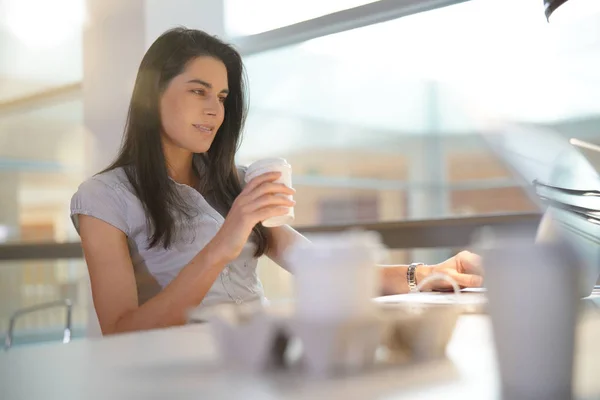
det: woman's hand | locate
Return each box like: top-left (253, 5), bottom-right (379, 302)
top-left (207, 171), bottom-right (296, 264)
top-left (418, 250), bottom-right (484, 291)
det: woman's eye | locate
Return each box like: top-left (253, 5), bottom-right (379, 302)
top-left (218, 97), bottom-right (227, 103)
top-left (191, 89), bottom-right (205, 96)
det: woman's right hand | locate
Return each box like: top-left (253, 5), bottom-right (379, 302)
top-left (208, 171), bottom-right (296, 264)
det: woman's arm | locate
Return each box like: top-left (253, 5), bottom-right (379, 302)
top-left (379, 265), bottom-right (430, 295)
top-left (265, 225), bottom-right (311, 273)
top-left (265, 226), bottom-right (483, 294)
top-left (265, 226), bottom-right (435, 292)
top-left (80, 215), bottom-right (229, 335)
top-left (264, 226), bottom-right (427, 293)
top-left (379, 251), bottom-right (483, 294)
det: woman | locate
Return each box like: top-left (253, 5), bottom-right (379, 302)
top-left (71, 27), bottom-right (483, 336)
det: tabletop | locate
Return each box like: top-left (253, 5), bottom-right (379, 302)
top-left (2, 308), bottom-right (600, 400)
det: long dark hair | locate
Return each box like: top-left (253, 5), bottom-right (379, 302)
top-left (104, 27), bottom-right (269, 257)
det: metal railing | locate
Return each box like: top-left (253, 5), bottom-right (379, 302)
top-left (4, 299), bottom-right (72, 350)
top-left (0, 212), bottom-right (541, 261)
top-left (297, 212), bottom-right (541, 249)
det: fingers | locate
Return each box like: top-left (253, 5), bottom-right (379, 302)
top-left (244, 193), bottom-right (296, 213)
top-left (247, 182), bottom-right (295, 202)
top-left (241, 172), bottom-right (295, 201)
top-left (242, 171), bottom-right (282, 193)
top-left (426, 250), bottom-right (485, 291)
top-left (457, 250), bottom-right (484, 276)
top-left (230, 171), bottom-right (296, 228)
top-left (449, 271), bottom-right (483, 288)
top-left (254, 206), bottom-right (292, 224)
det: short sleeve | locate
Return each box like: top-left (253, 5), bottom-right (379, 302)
top-left (70, 179), bottom-right (130, 236)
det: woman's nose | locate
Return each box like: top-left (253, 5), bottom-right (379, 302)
top-left (203, 96), bottom-right (219, 116)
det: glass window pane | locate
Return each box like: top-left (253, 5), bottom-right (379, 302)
top-left (0, 99), bottom-right (84, 243)
top-left (0, 0), bottom-right (83, 101)
top-left (224, 0), bottom-right (378, 36)
top-left (237, 0), bottom-right (600, 225)
top-left (1, 0), bottom-right (84, 243)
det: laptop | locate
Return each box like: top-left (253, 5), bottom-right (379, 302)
top-left (570, 138), bottom-right (600, 172)
top-left (481, 123), bottom-right (600, 298)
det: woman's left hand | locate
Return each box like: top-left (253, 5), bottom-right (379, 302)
top-left (419, 250), bottom-right (484, 291)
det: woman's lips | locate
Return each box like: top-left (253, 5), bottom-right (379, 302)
top-left (192, 124), bottom-right (214, 133)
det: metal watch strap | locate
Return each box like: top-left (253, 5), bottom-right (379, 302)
top-left (407, 262), bottom-right (424, 293)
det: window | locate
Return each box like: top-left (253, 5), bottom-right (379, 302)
top-left (0, 99), bottom-right (84, 243)
top-left (236, 0), bottom-right (600, 226)
top-left (319, 196), bottom-right (379, 225)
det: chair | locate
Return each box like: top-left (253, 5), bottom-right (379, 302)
top-left (4, 299), bottom-right (72, 350)
top-left (4, 277), bottom-right (102, 350)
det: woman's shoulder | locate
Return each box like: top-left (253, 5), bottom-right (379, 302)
top-left (87, 167), bottom-right (129, 188)
top-left (75, 167), bottom-right (134, 195)
top-left (70, 167), bottom-right (132, 235)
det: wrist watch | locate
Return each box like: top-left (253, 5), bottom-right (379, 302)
top-left (407, 262), bottom-right (424, 293)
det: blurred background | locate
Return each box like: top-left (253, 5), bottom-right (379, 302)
top-left (1, 0), bottom-right (599, 345)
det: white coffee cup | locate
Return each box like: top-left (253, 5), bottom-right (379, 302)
top-left (285, 230), bottom-right (386, 321)
top-left (476, 227), bottom-right (580, 400)
top-left (244, 158), bottom-right (294, 227)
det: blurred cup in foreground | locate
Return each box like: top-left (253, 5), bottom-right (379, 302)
top-left (476, 226), bottom-right (580, 400)
top-left (286, 230), bottom-right (386, 321)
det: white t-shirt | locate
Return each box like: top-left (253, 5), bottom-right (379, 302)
top-left (70, 166), bottom-right (264, 313)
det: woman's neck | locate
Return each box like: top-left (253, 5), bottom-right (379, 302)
top-left (164, 145), bottom-right (196, 187)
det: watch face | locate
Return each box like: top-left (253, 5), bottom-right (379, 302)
top-left (407, 266), bottom-right (417, 282)
top-left (407, 264), bottom-right (419, 292)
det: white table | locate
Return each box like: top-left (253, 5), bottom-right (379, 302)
top-left (2, 311), bottom-right (600, 400)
